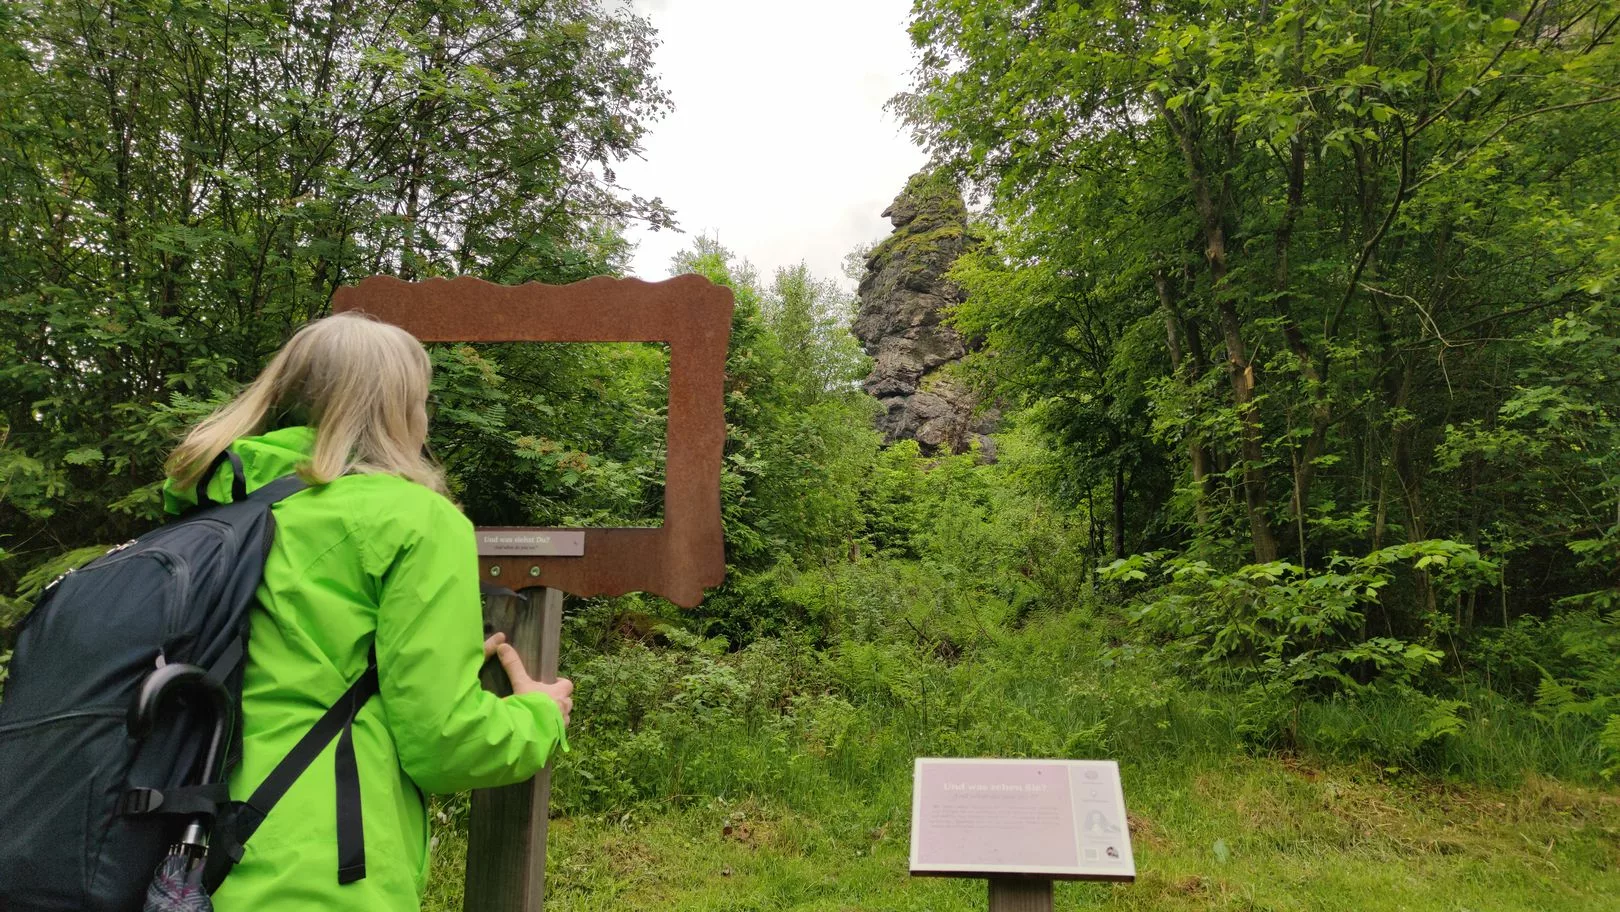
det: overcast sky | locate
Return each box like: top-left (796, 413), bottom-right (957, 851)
top-left (618, 0), bottom-right (928, 288)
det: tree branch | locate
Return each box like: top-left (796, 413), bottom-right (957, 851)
top-left (1331, 122), bottom-right (1409, 339)
top-left (1413, 0), bottom-right (1544, 135)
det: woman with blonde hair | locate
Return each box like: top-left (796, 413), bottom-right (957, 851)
top-left (164, 311), bottom-right (574, 910)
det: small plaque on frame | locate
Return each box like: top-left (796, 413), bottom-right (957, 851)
top-left (475, 528), bottom-right (586, 558)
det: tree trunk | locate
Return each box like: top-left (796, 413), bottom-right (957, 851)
top-left (1159, 96), bottom-right (1279, 563)
top-left (1275, 132), bottom-right (1332, 530)
top-left (1113, 459), bottom-right (1127, 560)
top-left (1217, 297), bottom-right (1281, 564)
top-left (1156, 269), bottom-right (1213, 525)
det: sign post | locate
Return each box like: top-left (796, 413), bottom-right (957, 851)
top-left (910, 758), bottom-right (1135, 911)
top-left (333, 274), bottom-right (733, 912)
top-left (987, 879), bottom-right (1053, 912)
top-left (464, 586), bottom-right (563, 912)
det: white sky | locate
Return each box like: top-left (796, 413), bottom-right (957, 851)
top-left (619, 0), bottom-right (928, 288)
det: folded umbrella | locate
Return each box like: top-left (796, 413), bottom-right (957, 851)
top-left (144, 845), bottom-right (211, 912)
top-left (130, 663), bottom-right (232, 912)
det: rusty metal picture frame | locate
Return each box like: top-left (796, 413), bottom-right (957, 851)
top-left (332, 274), bottom-right (732, 608)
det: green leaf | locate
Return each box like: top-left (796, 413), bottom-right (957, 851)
top-left (63, 447), bottom-right (105, 466)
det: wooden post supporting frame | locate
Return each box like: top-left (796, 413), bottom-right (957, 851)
top-left (988, 878), bottom-right (1053, 912)
top-left (464, 587), bottom-right (565, 912)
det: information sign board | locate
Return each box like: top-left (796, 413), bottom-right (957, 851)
top-left (909, 758), bottom-right (1135, 882)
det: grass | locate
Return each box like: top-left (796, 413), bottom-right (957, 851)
top-left (414, 578), bottom-right (1619, 910)
top-left (424, 751), bottom-right (1619, 911)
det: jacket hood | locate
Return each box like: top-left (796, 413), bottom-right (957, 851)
top-left (162, 426), bottom-right (315, 514)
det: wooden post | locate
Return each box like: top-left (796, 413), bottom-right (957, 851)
top-left (988, 878), bottom-right (1053, 912)
top-left (464, 586), bottom-right (565, 912)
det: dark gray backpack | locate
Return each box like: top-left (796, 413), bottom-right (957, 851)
top-left (0, 453), bottom-right (375, 911)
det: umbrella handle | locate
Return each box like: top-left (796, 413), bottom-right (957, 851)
top-left (129, 663), bottom-right (231, 785)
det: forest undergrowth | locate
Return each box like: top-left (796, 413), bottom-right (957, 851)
top-left (419, 434), bottom-right (1619, 910)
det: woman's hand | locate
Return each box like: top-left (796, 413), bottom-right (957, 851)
top-left (483, 632), bottom-right (574, 726)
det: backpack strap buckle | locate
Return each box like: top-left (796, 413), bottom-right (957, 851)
top-left (120, 782), bottom-right (230, 817)
top-left (120, 787), bottom-right (164, 814)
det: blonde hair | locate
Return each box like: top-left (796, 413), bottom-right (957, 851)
top-left (167, 311), bottom-right (447, 494)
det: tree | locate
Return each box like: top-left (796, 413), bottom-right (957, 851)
top-left (901, 0), bottom-right (1620, 625)
top-left (764, 263), bottom-right (869, 406)
top-left (668, 238), bottom-right (881, 641)
top-left (0, 0), bottom-right (672, 589)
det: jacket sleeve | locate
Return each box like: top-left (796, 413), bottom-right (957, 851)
top-left (372, 494), bottom-right (568, 795)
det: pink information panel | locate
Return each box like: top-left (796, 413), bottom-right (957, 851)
top-left (909, 758), bottom-right (1135, 881)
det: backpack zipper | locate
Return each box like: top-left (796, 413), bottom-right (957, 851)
top-left (37, 539), bottom-right (136, 595)
top-left (164, 552), bottom-right (191, 642)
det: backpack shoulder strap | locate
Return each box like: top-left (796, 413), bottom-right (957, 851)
top-left (224, 656), bottom-right (378, 884)
top-left (248, 474), bottom-right (308, 505)
top-left (196, 450), bottom-right (248, 508)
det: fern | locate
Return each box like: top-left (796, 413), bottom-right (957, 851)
top-left (1601, 715), bottom-right (1620, 780)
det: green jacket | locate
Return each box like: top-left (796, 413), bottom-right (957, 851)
top-left (163, 426), bottom-right (566, 911)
